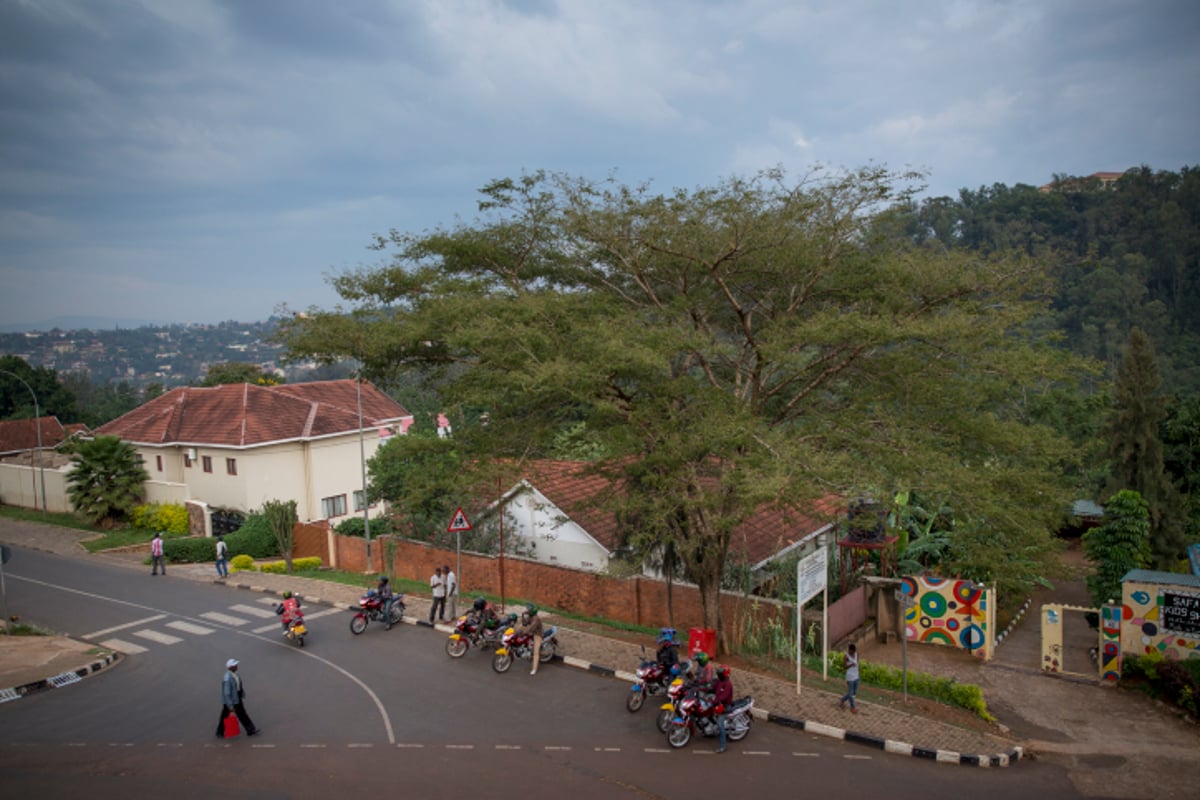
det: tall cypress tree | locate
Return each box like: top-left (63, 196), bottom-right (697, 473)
top-left (1104, 328), bottom-right (1188, 569)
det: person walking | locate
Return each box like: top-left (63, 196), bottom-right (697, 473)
top-left (215, 534), bottom-right (229, 578)
top-left (429, 567), bottom-right (446, 623)
top-left (216, 658), bottom-right (259, 737)
top-left (444, 564), bottom-right (458, 619)
top-left (150, 531), bottom-right (166, 575)
top-left (838, 643), bottom-right (860, 714)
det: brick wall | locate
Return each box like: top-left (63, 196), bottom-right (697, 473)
top-left (319, 530), bottom-right (795, 653)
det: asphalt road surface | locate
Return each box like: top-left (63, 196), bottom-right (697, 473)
top-left (0, 546), bottom-right (1082, 799)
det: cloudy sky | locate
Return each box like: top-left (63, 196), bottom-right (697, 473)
top-left (1, 0), bottom-right (1197, 330)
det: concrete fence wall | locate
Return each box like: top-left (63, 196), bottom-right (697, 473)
top-left (0, 463), bottom-right (73, 513)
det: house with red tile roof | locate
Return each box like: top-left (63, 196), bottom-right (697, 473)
top-left (94, 380), bottom-right (414, 525)
top-left (472, 458), bottom-right (840, 580)
top-left (0, 415), bottom-right (74, 457)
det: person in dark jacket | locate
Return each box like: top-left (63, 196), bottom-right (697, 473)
top-left (713, 665), bottom-right (734, 753)
top-left (216, 658), bottom-right (259, 737)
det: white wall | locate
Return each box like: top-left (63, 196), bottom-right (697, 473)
top-left (503, 486), bottom-right (610, 571)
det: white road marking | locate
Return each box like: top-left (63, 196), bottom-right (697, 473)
top-left (348, 743), bottom-right (374, 748)
top-left (250, 744), bottom-right (275, 749)
top-left (100, 638), bottom-right (147, 654)
top-left (302, 607), bottom-right (344, 620)
top-left (199, 611), bottom-right (250, 626)
top-left (445, 744), bottom-right (474, 750)
top-left (396, 743), bottom-right (424, 749)
top-left (644, 748), bottom-right (671, 754)
top-left (301, 744), bottom-right (326, 749)
top-left (595, 747), bottom-right (621, 752)
top-left (165, 621), bottom-right (215, 635)
top-left (545, 746), bottom-right (571, 751)
top-left (843, 754), bottom-right (873, 760)
top-left (253, 622), bottom-right (285, 634)
top-left (743, 751), bottom-right (771, 756)
top-left (83, 615), bottom-right (167, 639)
top-left (132, 630), bottom-right (183, 645)
top-left (230, 603), bottom-right (279, 619)
top-left (494, 744), bottom-right (521, 750)
top-left (793, 752), bottom-right (820, 757)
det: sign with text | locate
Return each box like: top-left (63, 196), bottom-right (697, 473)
top-left (1161, 592), bottom-right (1200, 636)
top-left (796, 547), bottom-right (828, 606)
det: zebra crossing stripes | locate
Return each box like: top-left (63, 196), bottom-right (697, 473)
top-left (132, 630), bottom-right (183, 645)
top-left (99, 638), bottom-right (148, 654)
top-left (229, 603), bottom-right (279, 619)
top-left (199, 611), bottom-right (251, 626)
top-left (165, 621), bottom-right (215, 635)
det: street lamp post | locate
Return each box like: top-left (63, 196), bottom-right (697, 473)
top-left (0, 369), bottom-right (46, 513)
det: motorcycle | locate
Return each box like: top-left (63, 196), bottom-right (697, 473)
top-left (656, 677), bottom-right (688, 733)
top-left (492, 625), bottom-right (559, 673)
top-left (349, 589), bottom-right (405, 634)
top-left (666, 692), bottom-right (754, 749)
top-left (626, 648), bottom-right (686, 712)
top-left (275, 601), bottom-right (307, 647)
top-left (446, 612), bottom-right (517, 658)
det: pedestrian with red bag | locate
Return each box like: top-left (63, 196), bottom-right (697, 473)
top-left (216, 658), bottom-right (259, 738)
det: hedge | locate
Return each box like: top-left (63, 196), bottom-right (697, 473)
top-left (131, 502), bottom-right (189, 535)
top-left (162, 512), bottom-right (281, 563)
top-left (260, 557), bottom-right (322, 573)
top-left (829, 650), bottom-right (994, 721)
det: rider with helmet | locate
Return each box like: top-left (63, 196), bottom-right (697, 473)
top-left (691, 650), bottom-right (715, 690)
top-left (655, 627), bottom-right (680, 673)
top-left (468, 596), bottom-right (499, 631)
top-left (713, 665), bottom-right (734, 753)
top-left (277, 590), bottom-right (302, 634)
top-left (377, 576), bottom-right (396, 630)
top-left (519, 604), bottom-right (545, 675)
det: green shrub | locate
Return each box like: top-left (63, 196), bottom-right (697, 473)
top-left (230, 554), bottom-right (256, 572)
top-left (334, 516), bottom-right (393, 538)
top-left (1124, 652), bottom-right (1200, 717)
top-left (131, 502), bottom-right (189, 534)
top-left (828, 650), bottom-right (994, 721)
top-left (260, 557), bottom-right (322, 573)
top-left (162, 536), bottom-right (218, 563)
top-left (226, 513), bottom-right (282, 559)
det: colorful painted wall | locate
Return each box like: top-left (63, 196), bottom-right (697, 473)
top-left (1121, 579), bottom-right (1200, 662)
top-left (899, 575), bottom-right (994, 660)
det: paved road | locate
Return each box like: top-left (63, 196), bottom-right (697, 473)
top-left (0, 544), bottom-right (1082, 798)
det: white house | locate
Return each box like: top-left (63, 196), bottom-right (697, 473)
top-left (94, 380), bottom-right (414, 526)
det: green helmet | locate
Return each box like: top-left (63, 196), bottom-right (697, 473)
top-left (525, 604), bottom-right (538, 616)
top-left (283, 590), bottom-right (293, 599)
top-left (694, 651), bottom-right (710, 666)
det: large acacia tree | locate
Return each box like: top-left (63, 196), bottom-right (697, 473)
top-left (277, 166), bottom-right (1090, 635)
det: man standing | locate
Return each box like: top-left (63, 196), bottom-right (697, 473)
top-left (216, 658), bottom-right (259, 737)
top-left (215, 534), bottom-right (229, 578)
top-left (712, 665), bottom-right (734, 753)
top-left (150, 532), bottom-right (166, 575)
top-left (444, 564), bottom-right (458, 619)
top-left (429, 567), bottom-right (446, 623)
top-left (520, 605), bottom-right (544, 676)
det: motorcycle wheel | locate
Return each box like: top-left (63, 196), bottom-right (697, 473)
top-left (655, 708), bottom-right (673, 733)
top-left (667, 723), bottom-right (692, 748)
top-left (626, 689), bottom-right (646, 713)
top-left (446, 638), bottom-right (469, 658)
top-left (727, 716), bottom-right (750, 742)
top-left (389, 603), bottom-right (404, 625)
top-left (298, 636), bottom-right (305, 648)
top-left (349, 615), bottom-right (368, 635)
top-left (538, 641), bottom-right (555, 663)
top-left (492, 652), bottom-right (513, 673)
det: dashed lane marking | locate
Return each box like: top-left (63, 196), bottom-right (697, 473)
top-left (644, 748), bottom-right (671, 754)
top-left (545, 746), bottom-right (571, 751)
top-left (793, 752), bottom-right (820, 757)
top-left (199, 611), bottom-right (250, 626)
top-left (495, 745), bottom-right (521, 750)
top-left (300, 744), bottom-right (326, 749)
top-left (99, 638), bottom-right (147, 654)
top-left (83, 615), bottom-right (167, 639)
top-left (596, 747), bottom-right (621, 752)
top-left (347, 743), bottom-right (374, 748)
top-left (743, 751), bottom-right (771, 756)
top-left (843, 754), bottom-right (873, 760)
top-left (446, 744), bottom-right (474, 750)
top-left (132, 629), bottom-right (183, 645)
top-left (165, 620), bottom-right (216, 635)
top-left (230, 603), bottom-right (279, 619)
top-left (156, 743), bottom-right (183, 748)
top-left (396, 744), bottom-right (424, 749)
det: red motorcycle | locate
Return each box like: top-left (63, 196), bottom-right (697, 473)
top-left (492, 625), bottom-right (559, 673)
top-left (349, 589), bottom-right (405, 634)
top-left (656, 677), bottom-right (688, 733)
top-left (666, 692), bottom-right (754, 748)
top-left (446, 612), bottom-right (517, 658)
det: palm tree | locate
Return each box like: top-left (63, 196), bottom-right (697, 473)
top-left (66, 435), bottom-right (148, 528)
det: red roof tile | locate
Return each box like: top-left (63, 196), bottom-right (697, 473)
top-left (0, 416), bottom-right (69, 454)
top-left (94, 380), bottom-right (412, 447)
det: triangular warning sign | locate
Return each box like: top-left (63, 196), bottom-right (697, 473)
top-left (447, 507), bottom-right (473, 532)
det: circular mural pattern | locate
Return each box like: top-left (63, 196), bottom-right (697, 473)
top-left (920, 629), bottom-right (955, 646)
top-left (921, 592), bottom-right (947, 617)
top-left (945, 617), bottom-right (960, 632)
top-left (959, 624), bottom-right (984, 650)
top-left (953, 581), bottom-right (982, 604)
top-left (1142, 621), bottom-right (1158, 636)
top-left (1131, 591), bottom-right (1150, 605)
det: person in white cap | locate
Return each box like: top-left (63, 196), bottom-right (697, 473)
top-left (216, 658), bottom-right (259, 737)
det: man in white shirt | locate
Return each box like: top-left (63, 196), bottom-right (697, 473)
top-left (444, 565), bottom-right (458, 618)
top-left (429, 567), bottom-right (446, 623)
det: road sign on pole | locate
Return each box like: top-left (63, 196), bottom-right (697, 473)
top-left (447, 507), bottom-right (473, 533)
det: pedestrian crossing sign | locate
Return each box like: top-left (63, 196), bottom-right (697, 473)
top-left (447, 507), bottom-right (473, 532)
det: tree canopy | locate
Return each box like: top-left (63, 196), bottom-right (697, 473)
top-left (277, 166), bottom-right (1095, 632)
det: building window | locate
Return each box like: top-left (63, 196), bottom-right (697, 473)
top-left (184, 452), bottom-right (192, 468)
top-left (202, 456), bottom-right (213, 473)
top-left (226, 458), bottom-right (237, 476)
top-left (322, 494), bottom-right (347, 519)
top-left (354, 490), bottom-right (372, 511)
top-left (156, 455), bottom-right (163, 472)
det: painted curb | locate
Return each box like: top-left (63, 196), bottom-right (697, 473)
top-left (0, 648), bottom-right (121, 703)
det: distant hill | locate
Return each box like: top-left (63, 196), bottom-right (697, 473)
top-left (0, 316), bottom-right (176, 334)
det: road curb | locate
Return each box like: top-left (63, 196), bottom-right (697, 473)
top-left (0, 646), bottom-right (121, 704)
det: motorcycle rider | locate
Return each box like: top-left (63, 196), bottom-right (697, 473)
top-left (468, 596), bottom-right (499, 631)
top-left (277, 590), bottom-right (302, 636)
top-left (377, 576), bottom-right (396, 630)
top-left (690, 650), bottom-right (715, 690)
top-left (655, 628), bottom-right (680, 674)
top-left (712, 665), bottom-right (734, 753)
top-left (518, 604), bottom-right (544, 676)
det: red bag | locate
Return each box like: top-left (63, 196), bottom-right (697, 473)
top-left (223, 713), bottom-right (240, 738)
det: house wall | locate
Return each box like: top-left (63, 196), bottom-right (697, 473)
top-left (1121, 579), bottom-right (1200, 661)
top-left (314, 532), bottom-right (794, 653)
top-left (503, 487), bottom-right (610, 571)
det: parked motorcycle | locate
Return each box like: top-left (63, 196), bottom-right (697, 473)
top-left (446, 612), bottom-right (517, 658)
top-left (666, 692), bottom-right (754, 749)
top-left (656, 677), bottom-right (687, 733)
top-left (492, 625), bottom-right (559, 673)
top-left (349, 589), bottom-right (405, 634)
top-left (626, 648), bottom-right (686, 712)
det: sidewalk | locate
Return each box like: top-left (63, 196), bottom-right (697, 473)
top-left (2, 519), bottom-right (1198, 796)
